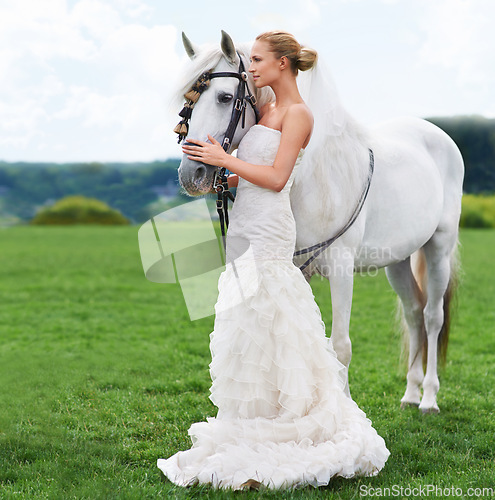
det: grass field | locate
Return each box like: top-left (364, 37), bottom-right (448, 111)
top-left (0, 226), bottom-right (493, 499)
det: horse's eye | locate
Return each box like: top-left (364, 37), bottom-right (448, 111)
top-left (218, 92), bottom-right (233, 104)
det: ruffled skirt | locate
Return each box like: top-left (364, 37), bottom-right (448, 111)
top-left (157, 259), bottom-right (389, 489)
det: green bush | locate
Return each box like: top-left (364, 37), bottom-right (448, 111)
top-left (460, 194), bottom-right (495, 228)
top-left (30, 195), bottom-right (130, 225)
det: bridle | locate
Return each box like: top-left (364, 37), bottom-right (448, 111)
top-left (175, 53), bottom-right (259, 251)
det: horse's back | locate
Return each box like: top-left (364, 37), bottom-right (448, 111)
top-left (357, 117), bottom-right (463, 267)
top-left (371, 116), bottom-right (464, 183)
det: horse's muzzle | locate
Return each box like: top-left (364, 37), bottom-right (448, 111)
top-left (178, 157), bottom-right (215, 195)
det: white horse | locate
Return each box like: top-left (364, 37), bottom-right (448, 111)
top-left (175, 31), bottom-right (464, 414)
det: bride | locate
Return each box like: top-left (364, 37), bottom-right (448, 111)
top-left (157, 30), bottom-right (389, 490)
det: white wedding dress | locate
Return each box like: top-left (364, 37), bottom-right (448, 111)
top-left (157, 124), bottom-right (389, 489)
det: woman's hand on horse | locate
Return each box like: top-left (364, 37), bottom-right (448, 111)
top-left (183, 135), bottom-right (227, 167)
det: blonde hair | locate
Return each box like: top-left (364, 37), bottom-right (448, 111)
top-left (255, 31), bottom-right (318, 75)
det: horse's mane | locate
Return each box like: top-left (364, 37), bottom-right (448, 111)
top-left (173, 43), bottom-right (274, 110)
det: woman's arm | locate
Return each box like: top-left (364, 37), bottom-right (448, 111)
top-left (183, 105), bottom-right (312, 192)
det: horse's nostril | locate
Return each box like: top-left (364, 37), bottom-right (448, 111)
top-left (193, 165), bottom-right (206, 183)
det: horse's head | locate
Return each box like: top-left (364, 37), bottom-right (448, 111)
top-left (175, 31), bottom-right (263, 196)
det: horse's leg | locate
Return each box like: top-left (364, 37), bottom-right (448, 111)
top-left (385, 258), bottom-right (426, 408)
top-left (319, 253), bottom-right (355, 397)
top-left (419, 231), bottom-right (455, 413)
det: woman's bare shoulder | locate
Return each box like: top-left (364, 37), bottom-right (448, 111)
top-left (286, 102), bottom-right (313, 123)
top-left (282, 103), bottom-right (313, 132)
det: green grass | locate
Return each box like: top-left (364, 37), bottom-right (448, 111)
top-left (0, 226), bottom-right (493, 499)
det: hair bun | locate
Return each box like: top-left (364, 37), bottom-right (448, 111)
top-left (256, 31), bottom-right (318, 75)
top-left (297, 46), bottom-right (318, 72)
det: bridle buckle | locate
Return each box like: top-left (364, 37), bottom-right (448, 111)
top-left (234, 98), bottom-right (243, 111)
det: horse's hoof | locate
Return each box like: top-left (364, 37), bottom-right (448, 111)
top-left (241, 479), bottom-right (263, 491)
top-left (421, 407), bottom-right (440, 415)
top-left (400, 401), bottom-right (420, 410)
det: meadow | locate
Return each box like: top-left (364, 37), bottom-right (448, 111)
top-left (0, 226), bottom-right (493, 499)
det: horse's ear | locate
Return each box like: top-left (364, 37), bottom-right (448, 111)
top-left (182, 32), bottom-right (198, 60)
top-left (220, 30), bottom-right (238, 65)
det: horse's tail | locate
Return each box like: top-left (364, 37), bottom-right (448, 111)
top-left (410, 244), bottom-right (460, 368)
top-left (398, 249), bottom-right (427, 370)
top-left (399, 243), bottom-right (460, 370)
top-left (436, 243), bottom-right (460, 367)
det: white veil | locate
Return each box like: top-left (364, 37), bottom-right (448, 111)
top-left (296, 58), bottom-right (348, 159)
top-left (292, 56), bottom-right (371, 232)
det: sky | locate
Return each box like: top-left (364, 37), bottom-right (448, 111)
top-left (0, 0), bottom-right (494, 163)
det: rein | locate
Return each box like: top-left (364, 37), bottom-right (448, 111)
top-left (294, 149), bottom-right (375, 272)
top-left (175, 53), bottom-right (259, 252)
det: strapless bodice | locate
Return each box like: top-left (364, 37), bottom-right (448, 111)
top-left (226, 124), bottom-right (304, 263)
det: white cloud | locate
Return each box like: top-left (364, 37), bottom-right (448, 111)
top-left (0, 0), bottom-right (97, 64)
top-left (0, 98), bottom-right (48, 149)
top-left (71, 0), bottom-right (123, 41)
top-left (250, 0), bottom-right (321, 35)
top-left (111, 0), bottom-right (153, 19)
top-left (100, 24), bottom-right (179, 88)
top-left (418, 0), bottom-right (495, 87)
top-left (291, 0), bottom-right (321, 30)
top-left (0, 0), bottom-right (181, 161)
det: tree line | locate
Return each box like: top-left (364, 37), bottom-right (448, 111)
top-left (0, 159), bottom-right (184, 223)
top-left (0, 116), bottom-right (493, 224)
top-left (427, 115), bottom-right (495, 193)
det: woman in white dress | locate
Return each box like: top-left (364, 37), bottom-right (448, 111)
top-left (157, 31), bottom-right (389, 490)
